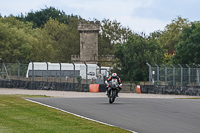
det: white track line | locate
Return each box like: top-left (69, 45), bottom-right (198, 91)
top-left (25, 98), bottom-right (138, 133)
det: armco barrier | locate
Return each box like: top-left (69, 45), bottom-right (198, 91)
top-left (1, 79), bottom-right (200, 95)
top-left (99, 84), bottom-right (106, 92)
top-left (140, 85), bottom-right (154, 93)
top-left (0, 79), bottom-right (90, 92)
top-left (140, 85), bottom-right (200, 96)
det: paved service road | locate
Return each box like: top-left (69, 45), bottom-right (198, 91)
top-left (28, 97), bottom-right (200, 133)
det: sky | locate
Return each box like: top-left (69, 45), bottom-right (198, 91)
top-left (1, 0), bottom-right (200, 35)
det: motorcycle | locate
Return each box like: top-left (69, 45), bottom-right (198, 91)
top-left (107, 79), bottom-right (119, 104)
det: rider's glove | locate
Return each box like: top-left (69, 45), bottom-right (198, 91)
top-left (105, 81), bottom-right (109, 85)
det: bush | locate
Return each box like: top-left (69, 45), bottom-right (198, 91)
top-left (76, 76), bottom-right (82, 84)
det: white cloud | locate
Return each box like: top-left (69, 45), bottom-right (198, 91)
top-left (56, 0), bottom-right (143, 20)
top-left (114, 16), bottom-right (168, 35)
top-left (1, 0), bottom-right (200, 35)
top-left (0, 0), bottom-right (50, 16)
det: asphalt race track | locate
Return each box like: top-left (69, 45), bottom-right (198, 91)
top-left (28, 97), bottom-right (200, 133)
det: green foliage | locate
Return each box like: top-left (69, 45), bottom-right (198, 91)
top-left (16, 6), bottom-right (82, 28)
top-left (43, 18), bottom-right (79, 62)
top-left (0, 15), bottom-right (80, 63)
top-left (147, 31), bottom-right (166, 64)
top-left (98, 19), bottom-right (132, 56)
top-left (0, 17), bottom-right (34, 63)
top-left (158, 16), bottom-right (190, 53)
top-left (172, 22), bottom-right (200, 64)
top-left (98, 32), bottom-right (113, 56)
top-left (114, 34), bottom-right (164, 81)
top-left (29, 26), bottom-right (54, 62)
top-left (162, 52), bottom-right (174, 64)
top-left (76, 76), bottom-right (82, 84)
top-left (1, 6), bottom-right (200, 82)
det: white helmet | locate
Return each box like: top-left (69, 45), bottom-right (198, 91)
top-left (112, 73), bottom-right (117, 78)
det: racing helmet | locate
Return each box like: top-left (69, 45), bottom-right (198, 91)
top-left (112, 73), bottom-right (117, 78)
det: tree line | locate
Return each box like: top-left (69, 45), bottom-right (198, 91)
top-left (0, 6), bottom-right (200, 81)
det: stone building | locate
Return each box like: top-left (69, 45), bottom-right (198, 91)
top-left (71, 21), bottom-right (100, 64)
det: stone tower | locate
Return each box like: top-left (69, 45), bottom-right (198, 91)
top-left (71, 21), bottom-right (100, 64)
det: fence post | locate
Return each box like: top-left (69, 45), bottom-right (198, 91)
top-left (155, 64), bottom-right (159, 85)
top-left (1, 59), bottom-right (4, 79)
top-left (72, 62), bottom-right (75, 90)
top-left (16, 60), bottom-right (20, 80)
top-left (170, 64), bottom-right (175, 86)
top-left (30, 61), bottom-right (34, 89)
top-left (197, 64), bottom-right (200, 86)
top-left (45, 62), bottom-right (48, 83)
top-left (30, 61), bottom-right (34, 82)
top-left (178, 64), bottom-right (183, 86)
top-left (186, 64), bottom-right (190, 86)
top-left (0, 59), bottom-right (10, 80)
top-left (162, 64), bottom-right (167, 86)
top-left (59, 62), bottom-right (61, 83)
top-left (146, 63), bottom-right (151, 85)
top-left (84, 62), bottom-right (88, 85)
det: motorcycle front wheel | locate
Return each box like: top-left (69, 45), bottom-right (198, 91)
top-left (109, 89), bottom-right (116, 104)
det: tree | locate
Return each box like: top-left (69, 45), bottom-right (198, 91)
top-left (172, 22), bottom-right (200, 65)
top-left (149, 30), bottom-right (162, 39)
top-left (32, 18), bottom-right (79, 62)
top-left (158, 16), bottom-right (190, 53)
top-left (16, 6), bottom-right (82, 28)
top-left (29, 27), bottom-right (55, 62)
top-left (147, 31), bottom-right (165, 64)
top-left (114, 34), bottom-right (164, 81)
top-left (98, 33), bottom-right (113, 56)
top-left (0, 17), bottom-right (35, 63)
top-left (98, 19), bottom-right (132, 56)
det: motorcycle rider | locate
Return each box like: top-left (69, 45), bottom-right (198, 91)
top-left (105, 73), bottom-right (122, 97)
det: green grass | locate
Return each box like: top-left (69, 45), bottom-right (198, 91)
top-left (0, 95), bottom-right (131, 133)
top-left (176, 97), bottom-right (200, 99)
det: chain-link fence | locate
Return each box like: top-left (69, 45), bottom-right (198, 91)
top-left (147, 63), bottom-right (200, 86)
top-left (139, 63), bottom-right (200, 96)
top-left (0, 61), bottom-right (111, 91)
top-left (0, 62), bottom-right (111, 83)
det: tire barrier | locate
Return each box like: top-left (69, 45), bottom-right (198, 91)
top-left (88, 84), bottom-right (107, 92)
top-left (136, 85), bottom-right (141, 93)
top-left (0, 79), bottom-right (90, 92)
top-left (140, 85), bottom-right (200, 96)
top-left (89, 84), bottom-right (99, 92)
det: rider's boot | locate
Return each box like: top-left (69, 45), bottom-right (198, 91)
top-left (106, 89), bottom-right (109, 97)
top-left (116, 91), bottom-right (119, 97)
top-left (116, 87), bottom-right (121, 97)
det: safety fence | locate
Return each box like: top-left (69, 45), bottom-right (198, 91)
top-left (144, 63), bottom-right (200, 96)
top-left (0, 61), bottom-right (108, 92)
top-left (146, 63), bottom-right (200, 86)
top-left (0, 61), bottom-right (109, 84)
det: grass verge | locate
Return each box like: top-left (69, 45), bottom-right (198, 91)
top-left (176, 97), bottom-right (200, 99)
top-left (0, 94), bottom-right (131, 133)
